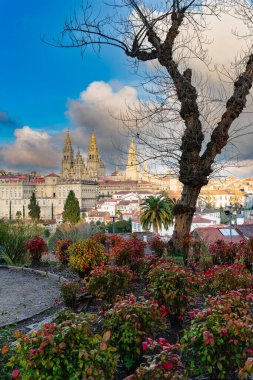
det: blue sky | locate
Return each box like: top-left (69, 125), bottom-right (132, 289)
top-left (1, 1), bottom-right (253, 177)
top-left (0, 0), bottom-right (136, 158)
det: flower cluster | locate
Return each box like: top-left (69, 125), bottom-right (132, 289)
top-left (148, 259), bottom-right (199, 322)
top-left (25, 237), bottom-right (47, 265)
top-left (54, 240), bottom-right (72, 265)
top-left (8, 314), bottom-right (118, 379)
top-left (87, 265), bottom-right (133, 302)
top-left (110, 235), bottom-right (146, 271)
top-left (104, 295), bottom-right (166, 370)
top-left (127, 339), bottom-right (186, 380)
top-left (182, 290), bottom-right (253, 379)
top-left (68, 238), bottom-right (108, 275)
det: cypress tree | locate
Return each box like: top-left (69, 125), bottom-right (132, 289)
top-left (28, 192), bottom-right (40, 221)
top-left (63, 190), bottom-right (80, 224)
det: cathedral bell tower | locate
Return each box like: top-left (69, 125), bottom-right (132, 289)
top-left (62, 130), bottom-right (74, 178)
top-left (125, 138), bottom-right (139, 180)
top-left (86, 131), bottom-right (106, 179)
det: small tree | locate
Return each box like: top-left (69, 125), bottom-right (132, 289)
top-left (63, 190), bottom-right (80, 224)
top-left (28, 192), bottom-right (40, 222)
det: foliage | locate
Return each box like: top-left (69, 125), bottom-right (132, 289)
top-left (25, 237), bottom-right (47, 265)
top-left (87, 265), bottom-right (133, 302)
top-left (110, 235), bottom-right (146, 271)
top-left (148, 259), bottom-right (199, 322)
top-left (140, 195), bottom-right (175, 233)
top-left (8, 313), bottom-right (118, 379)
top-left (149, 235), bottom-right (167, 257)
top-left (204, 264), bottom-right (253, 293)
top-left (239, 358), bottom-right (253, 380)
top-left (0, 221), bottom-right (43, 264)
top-left (236, 238), bottom-right (253, 271)
top-left (0, 219), bottom-right (8, 246)
top-left (127, 339), bottom-right (187, 380)
top-left (47, 222), bottom-right (100, 250)
top-left (108, 219), bottom-right (132, 233)
top-left (59, 280), bottom-right (79, 308)
top-left (90, 233), bottom-right (107, 246)
top-left (181, 291), bottom-right (253, 379)
top-left (68, 238), bottom-right (108, 273)
top-left (63, 190), bottom-right (80, 224)
top-left (104, 295), bottom-right (166, 370)
top-left (0, 326), bottom-right (17, 380)
top-left (28, 192), bottom-right (40, 221)
top-left (208, 239), bottom-right (238, 265)
top-left (139, 254), bottom-right (160, 279)
top-left (54, 240), bottom-right (72, 265)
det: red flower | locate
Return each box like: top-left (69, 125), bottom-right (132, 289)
top-left (163, 362), bottom-right (174, 370)
top-left (142, 341), bottom-right (149, 350)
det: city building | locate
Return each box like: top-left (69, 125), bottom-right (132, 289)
top-left (62, 130), bottom-right (106, 180)
top-left (0, 173), bottom-right (98, 220)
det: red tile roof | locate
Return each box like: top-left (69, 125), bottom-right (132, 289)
top-left (45, 173), bottom-right (60, 177)
top-left (192, 215), bottom-right (213, 223)
top-left (194, 226), bottom-right (246, 244)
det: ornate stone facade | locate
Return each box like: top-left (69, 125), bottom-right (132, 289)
top-left (61, 130), bottom-right (106, 180)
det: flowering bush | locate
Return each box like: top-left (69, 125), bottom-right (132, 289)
top-left (149, 235), bottom-right (167, 257)
top-left (208, 239), bottom-right (238, 265)
top-left (139, 255), bottom-right (160, 279)
top-left (181, 291), bottom-right (253, 379)
top-left (87, 265), bottom-right (133, 302)
top-left (59, 280), bottom-right (79, 308)
top-left (126, 339), bottom-right (187, 379)
top-left (104, 295), bottom-right (166, 370)
top-left (8, 313), bottom-right (118, 379)
top-left (107, 234), bottom-right (125, 247)
top-left (110, 235), bottom-right (146, 271)
top-left (148, 259), bottom-right (199, 322)
top-left (237, 238), bottom-right (253, 271)
top-left (25, 237), bottom-right (47, 265)
top-left (54, 240), bottom-right (72, 265)
top-left (68, 238), bottom-right (108, 275)
top-left (90, 233), bottom-right (108, 246)
top-left (204, 264), bottom-right (253, 293)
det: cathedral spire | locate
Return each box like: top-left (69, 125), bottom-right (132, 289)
top-left (62, 130), bottom-right (74, 178)
top-left (88, 131), bottom-right (98, 153)
top-left (63, 129), bottom-right (73, 153)
top-left (65, 129), bottom-right (71, 145)
top-left (127, 138), bottom-right (138, 167)
top-left (125, 137), bottom-right (139, 180)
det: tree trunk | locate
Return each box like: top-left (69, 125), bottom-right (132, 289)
top-left (172, 185), bottom-right (201, 264)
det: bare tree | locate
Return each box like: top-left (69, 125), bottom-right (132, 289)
top-left (56, 0), bottom-right (253, 245)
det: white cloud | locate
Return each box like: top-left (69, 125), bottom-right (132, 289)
top-left (67, 81), bottom-right (139, 165)
top-left (0, 126), bottom-right (61, 171)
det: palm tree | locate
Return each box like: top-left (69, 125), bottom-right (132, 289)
top-left (140, 195), bottom-right (176, 234)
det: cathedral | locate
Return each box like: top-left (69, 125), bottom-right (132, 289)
top-left (61, 130), bottom-right (106, 180)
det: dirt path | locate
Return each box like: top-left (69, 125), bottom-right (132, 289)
top-left (0, 268), bottom-right (60, 327)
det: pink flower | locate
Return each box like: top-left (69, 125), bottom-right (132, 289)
top-left (12, 369), bottom-right (20, 379)
top-left (142, 341), bottom-right (149, 350)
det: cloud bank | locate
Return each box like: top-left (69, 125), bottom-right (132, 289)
top-left (0, 126), bottom-right (61, 172)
